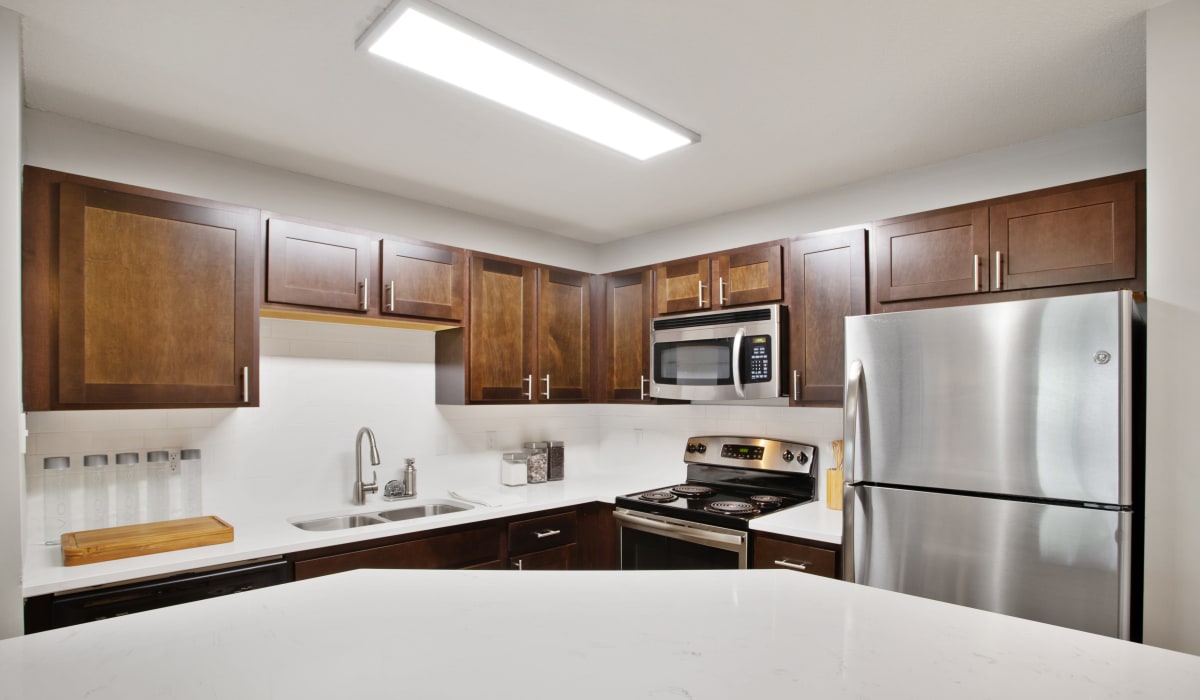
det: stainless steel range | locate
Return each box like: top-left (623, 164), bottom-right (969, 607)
top-left (614, 436), bottom-right (817, 569)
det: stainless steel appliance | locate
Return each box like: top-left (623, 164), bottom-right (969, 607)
top-left (615, 436), bottom-right (816, 569)
top-left (842, 290), bottom-right (1144, 640)
top-left (650, 304), bottom-right (786, 401)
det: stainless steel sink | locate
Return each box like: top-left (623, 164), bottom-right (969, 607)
top-left (376, 503), bottom-right (470, 522)
top-left (291, 513), bottom-right (387, 532)
top-left (289, 499), bottom-right (474, 531)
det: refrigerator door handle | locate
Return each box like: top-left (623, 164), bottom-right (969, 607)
top-left (731, 327), bottom-right (746, 398)
top-left (842, 482), bottom-right (857, 583)
top-left (842, 359), bottom-right (864, 584)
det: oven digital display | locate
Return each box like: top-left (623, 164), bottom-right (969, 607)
top-left (721, 444), bottom-right (764, 460)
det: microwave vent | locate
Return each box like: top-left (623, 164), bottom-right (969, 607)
top-left (652, 307), bottom-right (774, 331)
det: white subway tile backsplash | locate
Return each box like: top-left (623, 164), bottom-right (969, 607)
top-left (22, 317), bottom-right (844, 543)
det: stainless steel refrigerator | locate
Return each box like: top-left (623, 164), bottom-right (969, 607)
top-left (841, 290), bottom-right (1143, 639)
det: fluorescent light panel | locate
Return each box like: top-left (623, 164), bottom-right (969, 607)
top-left (358, 0), bottom-right (698, 160)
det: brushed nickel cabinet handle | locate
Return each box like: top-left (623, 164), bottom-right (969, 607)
top-left (359, 277), bottom-right (369, 310)
top-left (522, 374), bottom-right (533, 401)
top-left (774, 558), bottom-right (809, 571)
top-left (534, 528), bottom-right (562, 539)
top-left (387, 280), bottom-right (396, 312)
top-left (242, 366), bottom-right (249, 403)
top-left (513, 559), bottom-right (523, 570)
top-left (542, 374), bottom-right (551, 400)
top-left (973, 254), bottom-right (980, 291)
top-left (697, 280), bottom-right (707, 307)
top-left (640, 375), bottom-right (649, 401)
top-left (719, 277), bottom-right (728, 305)
top-left (792, 370), bottom-right (800, 400)
top-left (995, 251), bottom-right (1003, 290)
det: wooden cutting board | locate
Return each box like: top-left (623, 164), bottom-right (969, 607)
top-left (61, 516), bottom-right (234, 566)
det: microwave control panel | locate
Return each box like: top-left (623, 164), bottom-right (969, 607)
top-left (745, 335), bottom-right (772, 382)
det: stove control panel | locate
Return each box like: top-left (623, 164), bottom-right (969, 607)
top-left (683, 436), bottom-right (817, 474)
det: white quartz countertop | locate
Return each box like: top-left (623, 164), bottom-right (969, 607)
top-left (23, 471), bottom-right (844, 597)
top-left (4, 568), bottom-right (1197, 699)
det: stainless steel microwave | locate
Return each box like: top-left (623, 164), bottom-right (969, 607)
top-left (650, 304), bottom-right (787, 401)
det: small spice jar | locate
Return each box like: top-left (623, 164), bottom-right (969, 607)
top-left (501, 451), bottom-right (529, 486)
top-left (523, 442), bottom-right (548, 484)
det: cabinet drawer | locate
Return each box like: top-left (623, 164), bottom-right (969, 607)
top-left (752, 536), bottom-right (838, 578)
top-left (292, 525), bottom-right (503, 580)
top-left (508, 511), bottom-right (578, 557)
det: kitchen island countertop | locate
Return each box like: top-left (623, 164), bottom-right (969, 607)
top-left (3, 568), bottom-right (1197, 699)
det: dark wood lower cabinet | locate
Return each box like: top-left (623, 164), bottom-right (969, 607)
top-left (287, 505), bottom-right (616, 581)
top-left (751, 533), bottom-right (840, 579)
top-left (511, 544), bottom-right (576, 570)
top-left (289, 523), bottom-right (506, 580)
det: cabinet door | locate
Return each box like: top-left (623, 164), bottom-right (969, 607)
top-left (789, 230), bottom-right (867, 405)
top-left (265, 217), bottom-right (371, 311)
top-left (752, 535), bottom-right (839, 578)
top-left (873, 206), bottom-right (990, 303)
top-left (606, 269), bottom-right (653, 402)
top-left (655, 258), bottom-right (711, 314)
top-left (714, 244), bottom-right (784, 307)
top-left (379, 239), bottom-right (465, 321)
top-left (291, 525), bottom-right (504, 580)
top-left (537, 268), bottom-right (591, 402)
top-left (990, 179), bottom-right (1137, 291)
top-left (469, 256), bottom-right (536, 402)
top-left (55, 180), bottom-right (258, 407)
top-left (511, 544), bottom-right (576, 570)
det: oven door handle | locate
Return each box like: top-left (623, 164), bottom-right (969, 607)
top-left (614, 510), bottom-right (746, 552)
top-left (731, 327), bottom-right (746, 398)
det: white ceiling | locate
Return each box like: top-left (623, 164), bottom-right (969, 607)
top-left (3, 0), bottom-right (1163, 244)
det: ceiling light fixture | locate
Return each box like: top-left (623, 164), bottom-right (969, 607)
top-left (357, 0), bottom-right (699, 161)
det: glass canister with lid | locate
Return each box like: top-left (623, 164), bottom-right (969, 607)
top-left (523, 442), bottom-right (548, 484)
top-left (501, 451), bottom-right (529, 486)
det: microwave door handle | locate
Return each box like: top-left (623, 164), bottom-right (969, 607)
top-left (731, 327), bottom-right (746, 398)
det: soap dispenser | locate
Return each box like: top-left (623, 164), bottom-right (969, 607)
top-left (403, 458), bottom-right (417, 497)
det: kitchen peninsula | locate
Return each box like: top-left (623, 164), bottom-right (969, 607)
top-left (3, 568), bottom-right (1198, 699)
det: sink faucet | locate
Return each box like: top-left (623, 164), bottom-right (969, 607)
top-left (353, 427), bottom-right (380, 505)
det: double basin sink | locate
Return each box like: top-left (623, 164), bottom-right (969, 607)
top-left (290, 499), bottom-right (473, 532)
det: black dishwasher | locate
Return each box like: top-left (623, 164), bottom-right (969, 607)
top-left (28, 558), bottom-right (293, 632)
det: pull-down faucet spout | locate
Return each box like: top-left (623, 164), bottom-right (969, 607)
top-left (354, 427), bottom-right (380, 505)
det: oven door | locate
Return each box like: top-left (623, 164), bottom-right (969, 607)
top-left (614, 509), bottom-right (748, 569)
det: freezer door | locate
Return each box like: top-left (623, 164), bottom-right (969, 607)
top-left (848, 485), bottom-right (1133, 639)
top-left (844, 290), bottom-right (1134, 504)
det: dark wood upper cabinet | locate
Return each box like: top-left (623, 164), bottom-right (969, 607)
top-left (468, 255), bottom-right (537, 402)
top-left (437, 254), bottom-right (593, 404)
top-left (266, 217), bottom-right (371, 312)
top-left (605, 268), bottom-right (653, 402)
top-left (654, 243), bottom-right (785, 315)
top-left (871, 171), bottom-right (1144, 312)
top-left (990, 179), bottom-right (1137, 291)
top-left (537, 267), bottom-right (591, 402)
top-left (655, 258), bottom-right (711, 314)
top-left (873, 206), bottom-right (990, 303)
top-left (714, 244), bottom-right (785, 308)
top-left (379, 239), bottom-right (465, 322)
top-left (789, 230), bottom-right (867, 406)
top-left (23, 166), bottom-right (259, 410)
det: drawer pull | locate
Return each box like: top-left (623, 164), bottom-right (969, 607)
top-left (534, 528), bottom-right (562, 539)
top-left (774, 558), bottom-right (809, 572)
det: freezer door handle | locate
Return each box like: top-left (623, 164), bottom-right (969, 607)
top-left (844, 359), bottom-right (863, 480)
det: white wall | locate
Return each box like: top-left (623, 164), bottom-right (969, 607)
top-left (1144, 0), bottom-right (1200, 656)
top-left (600, 113), bottom-right (1147, 272)
top-left (22, 110), bottom-right (598, 273)
top-left (0, 7), bottom-right (23, 640)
